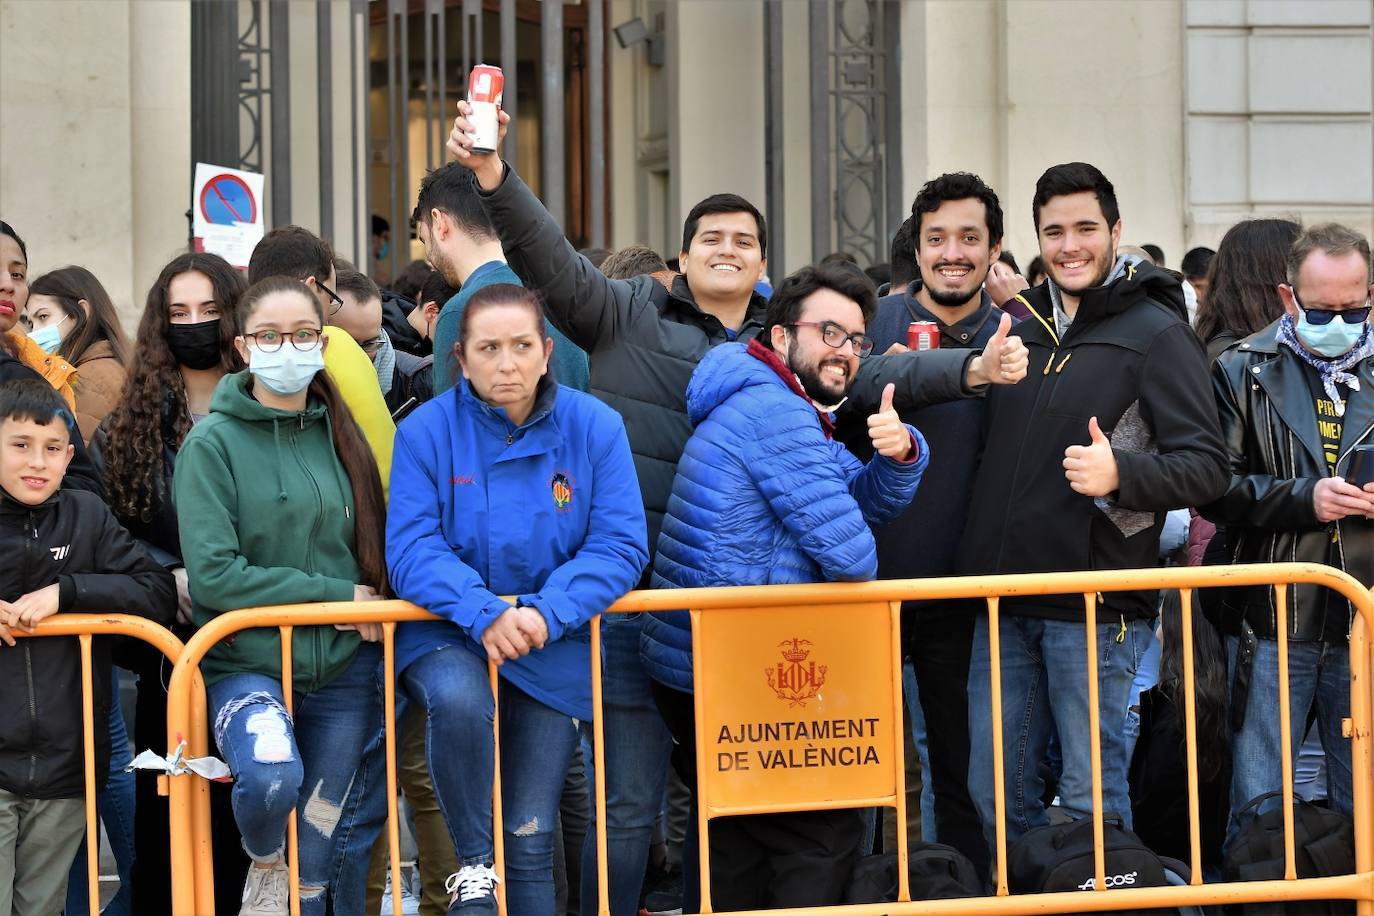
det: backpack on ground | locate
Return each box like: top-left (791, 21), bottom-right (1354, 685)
top-left (843, 843), bottom-right (985, 903)
top-left (1222, 792), bottom-right (1354, 915)
top-left (1006, 813), bottom-right (1205, 915)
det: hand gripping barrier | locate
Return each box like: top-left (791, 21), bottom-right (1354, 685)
top-left (162, 564), bottom-right (1374, 915)
top-left (10, 614), bottom-right (188, 916)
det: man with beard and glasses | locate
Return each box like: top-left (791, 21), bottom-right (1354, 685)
top-left (836, 171), bottom-right (1011, 876)
top-left (412, 162), bottom-right (588, 395)
top-left (444, 99), bottom-right (1028, 916)
top-left (644, 262), bottom-right (929, 910)
top-left (958, 162), bottom-right (1229, 857)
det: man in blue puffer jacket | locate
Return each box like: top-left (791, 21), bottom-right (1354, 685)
top-left (643, 262), bottom-right (929, 909)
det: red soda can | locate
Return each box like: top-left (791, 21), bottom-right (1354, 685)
top-left (908, 321), bottom-right (939, 350)
top-left (467, 64), bottom-right (504, 153)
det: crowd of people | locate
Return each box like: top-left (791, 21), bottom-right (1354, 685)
top-left (0, 92), bottom-right (1370, 916)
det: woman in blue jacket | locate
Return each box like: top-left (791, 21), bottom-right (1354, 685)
top-left (387, 284), bottom-right (648, 915)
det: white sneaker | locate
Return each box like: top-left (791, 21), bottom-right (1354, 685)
top-left (444, 864), bottom-right (500, 914)
top-left (240, 859), bottom-right (290, 916)
top-left (380, 869), bottom-right (421, 915)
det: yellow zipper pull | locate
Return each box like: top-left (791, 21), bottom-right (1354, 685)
top-left (1117, 614), bottom-right (1127, 644)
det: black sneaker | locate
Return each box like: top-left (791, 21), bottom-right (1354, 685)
top-left (641, 863), bottom-right (683, 916)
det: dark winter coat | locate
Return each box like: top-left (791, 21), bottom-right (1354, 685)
top-left (0, 488), bottom-right (175, 798)
top-left (958, 260), bottom-right (1229, 622)
top-left (1202, 321), bottom-right (1374, 642)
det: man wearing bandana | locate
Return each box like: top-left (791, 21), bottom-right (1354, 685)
top-left (1205, 222), bottom-right (1374, 842)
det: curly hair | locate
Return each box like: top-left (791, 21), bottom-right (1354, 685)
top-left (101, 253), bottom-right (246, 522)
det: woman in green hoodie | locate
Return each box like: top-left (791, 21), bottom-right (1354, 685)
top-left (174, 276), bottom-right (390, 916)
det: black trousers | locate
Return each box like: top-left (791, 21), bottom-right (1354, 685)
top-left (903, 599), bottom-right (990, 877)
top-left (651, 681), bottom-right (864, 911)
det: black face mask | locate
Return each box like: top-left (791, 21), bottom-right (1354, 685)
top-left (166, 319), bottom-right (224, 370)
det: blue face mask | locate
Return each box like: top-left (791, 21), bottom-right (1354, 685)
top-left (1295, 303), bottom-right (1370, 359)
top-left (248, 341), bottom-right (325, 396)
top-left (28, 325), bottom-right (62, 355)
top-left (377, 241), bottom-right (390, 261)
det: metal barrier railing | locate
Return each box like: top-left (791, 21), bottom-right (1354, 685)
top-left (161, 564), bottom-right (1374, 916)
top-left (12, 614), bottom-right (187, 916)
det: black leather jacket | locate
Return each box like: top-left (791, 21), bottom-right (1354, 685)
top-left (1203, 321), bottom-right (1374, 643)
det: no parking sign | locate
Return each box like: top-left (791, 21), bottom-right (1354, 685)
top-left (192, 163), bottom-right (266, 268)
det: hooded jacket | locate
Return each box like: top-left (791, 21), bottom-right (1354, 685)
top-left (477, 165), bottom-right (979, 569)
top-left (387, 378), bottom-right (648, 720)
top-left (958, 258), bottom-right (1229, 622)
top-left (173, 371), bottom-right (368, 690)
top-left (1202, 321), bottom-right (1374, 642)
top-left (641, 340), bottom-right (929, 693)
top-left (0, 487), bottom-right (174, 798)
top-left (69, 338), bottom-right (127, 444)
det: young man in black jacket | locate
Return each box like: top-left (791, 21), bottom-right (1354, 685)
top-left (1204, 222), bottom-right (1374, 840)
top-left (444, 101), bottom-right (1029, 915)
top-left (0, 379), bottom-right (175, 915)
top-left (958, 163), bottom-right (1229, 857)
top-left (837, 172), bottom-right (1012, 876)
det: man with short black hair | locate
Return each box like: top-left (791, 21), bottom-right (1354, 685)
top-left (887, 216), bottom-right (917, 292)
top-left (411, 163), bottom-right (588, 395)
top-left (333, 264), bottom-right (434, 415)
top-left (1182, 246), bottom-right (1216, 307)
top-left (247, 225), bottom-right (396, 493)
top-left (445, 102), bottom-right (1028, 916)
top-left (838, 170), bottom-right (1013, 875)
top-left (960, 162), bottom-right (1229, 853)
top-left (1205, 222), bottom-right (1374, 837)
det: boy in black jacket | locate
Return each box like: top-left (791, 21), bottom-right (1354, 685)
top-left (0, 379), bottom-right (175, 915)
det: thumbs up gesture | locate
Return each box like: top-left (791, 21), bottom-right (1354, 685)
top-left (868, 383), bottom-right (915, 461)
top-left (967, 313), bottom-right (1029, 387)
top-left (1063, 416), bottom-right (1119, 497)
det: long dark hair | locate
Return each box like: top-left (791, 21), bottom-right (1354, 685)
top-left (1193, 218), bottom-right (1301, 345)
top-left (101, 253), bottom-right (246, 522)
top-left (236, 276), bottom-right (389, 594)
top-left (28, 266), bottom-right (132, 365)
top-left (1156, 589), bottom-right (1229, 783)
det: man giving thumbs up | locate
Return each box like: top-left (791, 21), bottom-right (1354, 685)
top-left (957, 162), bottom-right (1228, 855)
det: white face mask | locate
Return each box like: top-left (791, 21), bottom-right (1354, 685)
top-left (248, 341), bottom-right (325, 395)
top-left (28, 324), bottom-right (62, 355)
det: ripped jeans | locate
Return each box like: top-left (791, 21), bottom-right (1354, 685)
top-left (207, 644), bottom-right (385, 916)
top-left (402, 646), bottom-right (587, 916)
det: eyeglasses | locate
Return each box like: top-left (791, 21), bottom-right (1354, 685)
top-left (318, 281), bottom-right (345, 317)
top-left (786, 321), bottom-right (874, 358)
top-left (1291, 291), bottom-right (1372, 326)
top-left (242, 328), bottom-right (323, 353)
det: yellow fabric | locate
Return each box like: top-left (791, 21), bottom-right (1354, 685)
top-left (4, 330), bottom-right (78, 411)
top-left (322, 326), bottom-right (394, 500)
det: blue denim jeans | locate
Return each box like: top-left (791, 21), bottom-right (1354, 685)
top-left (403, 645), bottom-right (588, 916)
top-left (967, 614), bottom-right (1151, 853)
top-left (65, 668), bottom-right (136, 916)
top-left (581, 614), bottom-right (674, 916)
top-left (901, 661), bottom-right (936, 843)
top-left (208, 643), bottom-right (385, 916)
top-left (1225, 636), bottom-right (1352, 846)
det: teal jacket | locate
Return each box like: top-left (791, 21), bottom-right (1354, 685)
top-left (431, 260), bottom-right (590, 395)
top-left (174, 372), bottom-right (365, 690)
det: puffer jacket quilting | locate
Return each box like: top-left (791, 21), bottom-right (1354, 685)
top-left (642, 342), bottom-right (928, 692)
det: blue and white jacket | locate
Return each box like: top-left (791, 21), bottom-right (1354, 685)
top-left (387, 377), bottom-right (648, 720)
top-left (641, 340), bottom-right (928, 693)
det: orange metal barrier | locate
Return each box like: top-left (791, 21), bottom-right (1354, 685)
top-left (162, 564), bottom-right (1374, 916)
top-left (10, 614), bottom-right (186, 916)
